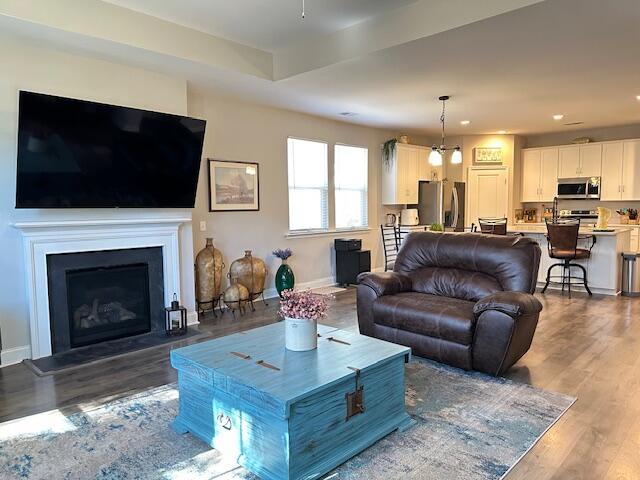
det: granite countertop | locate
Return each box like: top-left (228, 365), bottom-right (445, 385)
top-left (508, 225), bottom-right (631, 236)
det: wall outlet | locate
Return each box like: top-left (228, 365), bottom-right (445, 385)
top-left (199, 221), bottom-right (207, 232)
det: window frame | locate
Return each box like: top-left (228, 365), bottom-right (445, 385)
top-left (333, 143), bottom-right (369, 230)
top-left (286, 136), bottom-right (330, 234)
top-left (286, 137), bottom-right (370, 236)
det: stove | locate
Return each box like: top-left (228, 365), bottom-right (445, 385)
top-left (558, 209), bottom-right (598, 220)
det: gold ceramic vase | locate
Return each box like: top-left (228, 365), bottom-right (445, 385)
top-left (195, 238), bottom-right (224, 304)
top-left (228, 250), bottom-right (267, 299)
top-left (223, 283), bottom-right (250, 313)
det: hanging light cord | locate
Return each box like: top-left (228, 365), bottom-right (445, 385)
top-left (440, 98), bottom-right (446, 149)
top-left (302, 0), bottom-right (305, 19)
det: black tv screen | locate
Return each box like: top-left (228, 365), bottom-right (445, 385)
top-left (16, 91), bottom-right (206, 208)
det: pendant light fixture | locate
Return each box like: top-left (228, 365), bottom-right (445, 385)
top-left (430, 95), bottom-right (462, 166)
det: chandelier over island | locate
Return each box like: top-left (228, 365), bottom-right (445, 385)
top-left (429, 95), bottom-right (463, 166)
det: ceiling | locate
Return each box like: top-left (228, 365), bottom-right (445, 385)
top-left (103, 0), bottom-right (419, 52)
top-left (2, 0), bottom-right (640, 136)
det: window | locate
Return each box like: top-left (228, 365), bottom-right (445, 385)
top-left (287, 138), bottom-right (328, 231)
top-left (334, 145), bottom-right (368, 229)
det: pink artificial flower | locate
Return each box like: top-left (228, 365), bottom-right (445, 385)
top-left (278, 289), bottom-right (328, 320)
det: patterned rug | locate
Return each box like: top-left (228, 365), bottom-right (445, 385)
top-left (0, 359), bottom-right (575, 480)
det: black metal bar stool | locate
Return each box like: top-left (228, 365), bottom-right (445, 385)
top-left (541, 218), bottom-right (595, 298)
top-left (380, 225), bottom-right (400, 271)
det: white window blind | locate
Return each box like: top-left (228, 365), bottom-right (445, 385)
top-left (334, 145), bottom-right (368, 229)
top-left (287, 138), bottom-right (328, 231)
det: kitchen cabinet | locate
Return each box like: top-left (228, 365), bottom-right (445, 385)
top-left (419, 148), bottom-right (442, 181)
top-left (521, 148), bottom-right (558, 202)
top-left (558, 146), bottom-right (580, 178)
top-left (558, 144), bottom-right (601, 178)
top-left (601, 140), bottom-right (640, 201)
top-left (622, 140), bottom-right (640, 200)
top-left (382, 143), bottom-right (425, 204)
top-left (601, 142), bottom-right (624, 200)
top-left (580, 144), bottom-right (602, 177)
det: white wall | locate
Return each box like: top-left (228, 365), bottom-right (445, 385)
top-left (187, 88), bottom-right (399, 295)
top-left (525, 123), bottom-right (640, 148)
top-left (0, 37), bottom-right (405, 363)
top-left (0, 37), bottom-right (196, 364)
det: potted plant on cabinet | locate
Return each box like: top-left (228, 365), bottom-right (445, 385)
top-left (279, 290), bottom-right (328, 351)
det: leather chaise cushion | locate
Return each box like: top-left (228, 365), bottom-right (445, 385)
top-left (373, 292), bottom-right (476, 345)
top-left (409, 266), bottom-right (501, 302)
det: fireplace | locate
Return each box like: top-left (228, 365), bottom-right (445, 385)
top-left (47, 247), bottom-right (165, 355)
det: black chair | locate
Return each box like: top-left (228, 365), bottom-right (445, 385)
top-left (478, 217), bottom-right (508, 235)
top-left (541, 219), bottom-right (595, 298)
top-left (380, 225), bottom-right (400, 271)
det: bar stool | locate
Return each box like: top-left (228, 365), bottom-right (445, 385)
top-left (380, 225), bottom-right (400, 272)
top-left (478, 217), bottom-right (508, 235)
top-left (541, 219), bottom-right (595, 298)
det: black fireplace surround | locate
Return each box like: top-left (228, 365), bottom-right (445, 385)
top-left (47, 247), bottom-right (164, 354)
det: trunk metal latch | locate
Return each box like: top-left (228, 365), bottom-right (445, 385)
top-left (346, 366), bottom-right (365, 421)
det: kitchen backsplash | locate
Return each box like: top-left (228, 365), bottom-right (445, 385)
top-left (520, 200), bottom-right (640, 223)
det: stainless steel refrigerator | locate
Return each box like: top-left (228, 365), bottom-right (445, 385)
top-left (412, 181), bottom-right (465, 231)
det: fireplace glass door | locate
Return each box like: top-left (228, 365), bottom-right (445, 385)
top-left (66, 264), bottom-right (151, 348)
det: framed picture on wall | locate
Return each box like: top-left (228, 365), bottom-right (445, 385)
top-left (474, 147), bottom-right (503, 164)
top-left (208, 159), bottom-right (260, 211)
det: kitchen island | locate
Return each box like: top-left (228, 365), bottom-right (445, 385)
top-left (508, 225), bottom-right (631, 295)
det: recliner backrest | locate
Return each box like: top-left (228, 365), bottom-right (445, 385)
top-left (394, 232), bottom-right (541, 301)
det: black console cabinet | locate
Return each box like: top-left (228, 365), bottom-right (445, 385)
top-left (335, 239), bottom-right (371, 286)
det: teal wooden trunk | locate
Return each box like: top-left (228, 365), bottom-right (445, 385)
top-left (170, 323), bottom-right (412, 480)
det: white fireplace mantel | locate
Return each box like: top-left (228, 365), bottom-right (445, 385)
top-left (13, 217), bottom-right (191, 359)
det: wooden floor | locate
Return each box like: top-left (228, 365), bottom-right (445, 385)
top-left (1, 288), bottom-right (639, 479)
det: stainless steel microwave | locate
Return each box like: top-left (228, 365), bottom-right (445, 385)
top-left (556, 177), bottom-right (601, 199)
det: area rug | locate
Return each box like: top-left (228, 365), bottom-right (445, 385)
top-left (0, 359), bottom-right (575, 480)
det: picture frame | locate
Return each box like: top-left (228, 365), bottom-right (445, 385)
top-left (208, 159), bottom-right (260, 211)
top-left (474, 147), bottom-right (503, 164)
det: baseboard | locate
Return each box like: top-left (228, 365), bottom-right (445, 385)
top-left (187, 311), bottom-right (199, 326)
top-left (1, 345), bottom-right (31, 367)
top-left (262, 275), bottom-right (337, 300)
top-left (536, 282), bottom-right (618, 296)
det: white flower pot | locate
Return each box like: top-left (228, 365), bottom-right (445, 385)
top-left (284, 317), bottom-right (317, 351)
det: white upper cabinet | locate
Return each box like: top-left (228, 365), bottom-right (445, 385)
top-left (540, 148), bottom-right (559, 201)
top-left (600, 142), bottom-right (624, 201)
top-left (521, 147), bottom-right (558, 202)
top-left (558, 144), bottom-right (601, 178)
top-left (558, 146), bottom-right (580, 178)
top-left (382, 143), bottom-right (426, 205)
top-left (580, 144), bottom-right (602, 177)
top-left (418, 147), bottom-right (442, 182)
top-left (623, 140), bottom-right (640, 200)
top-left (521, 149), bottom-right (541, 202)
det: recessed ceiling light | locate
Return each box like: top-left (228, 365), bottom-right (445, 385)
top-left (460, 120), bottom-right (471, 125)
top-left (497, 130), bottom-right (507, 134)
top-left (636, 95), bottom-right (640, 101)
top-left (553, 114), bottom-right (564, 120)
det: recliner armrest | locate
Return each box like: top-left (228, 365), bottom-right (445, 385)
top-left (473, 291), bottom-right (542, 319)
top-left (357, 272), bottom-right (412, 297)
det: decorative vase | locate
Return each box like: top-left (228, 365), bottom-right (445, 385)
top-left (223, 282), bottom-right (250, 314)
top-left (275, 259), bottom-right (295, 298)
top-left (229, 250), bottom-right (267, 300)
top-left (284, 317), bottom-right (317, 351)
top-left (195, 238), bottom-right (224, 305)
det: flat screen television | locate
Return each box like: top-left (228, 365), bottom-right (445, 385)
top-left (16, 91), bottom-right (206, 208)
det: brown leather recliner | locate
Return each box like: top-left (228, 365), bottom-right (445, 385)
top-left (357, 231), bottom-right (542, 376)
